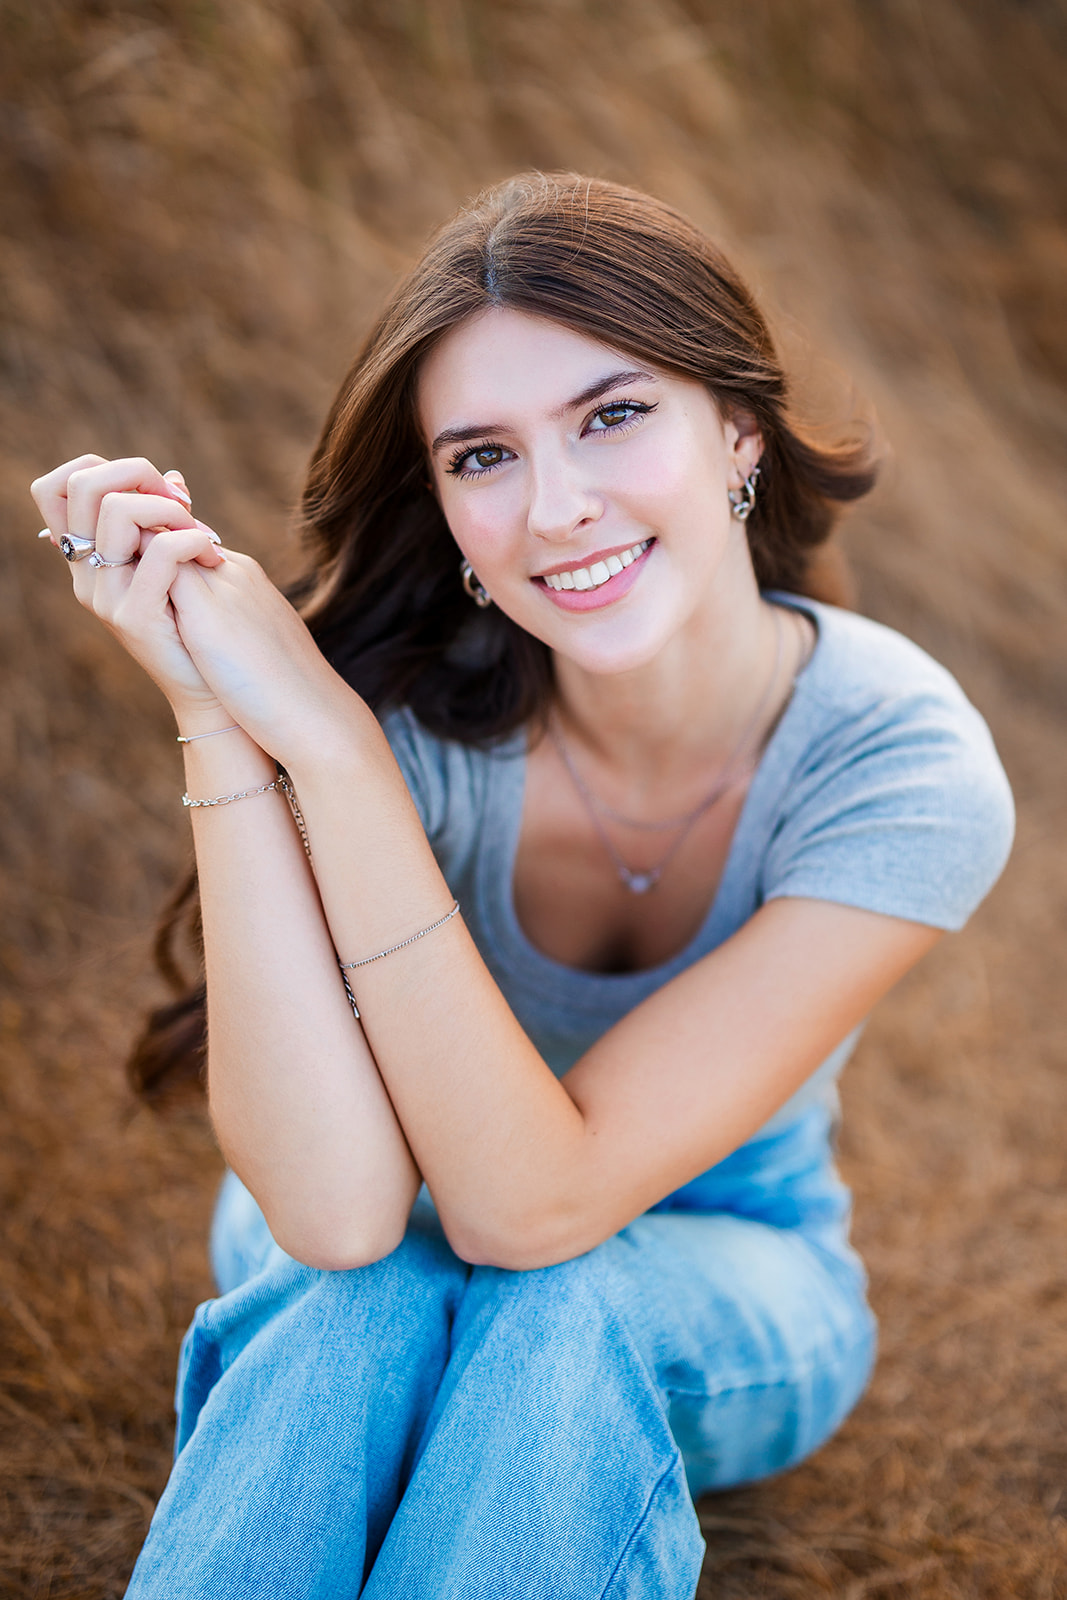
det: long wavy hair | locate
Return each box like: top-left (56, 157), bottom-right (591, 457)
top-left (129, 171), bottom-right (878, 1104)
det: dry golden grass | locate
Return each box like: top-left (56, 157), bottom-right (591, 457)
top-left (1, 1), bottom-right (1065, 1593)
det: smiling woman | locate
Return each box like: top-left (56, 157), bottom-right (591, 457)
top-left (31, 173), bottom-right (1014, 1598)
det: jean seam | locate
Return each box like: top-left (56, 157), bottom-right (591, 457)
top-left (595, 1454), bottom-right (689, 1600)
top-left (664, 1319), bottom-right (876, 1404)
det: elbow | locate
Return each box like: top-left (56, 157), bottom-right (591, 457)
top-left (440, 1206), bottom-right (589, 1273)
top-left (252, 1176), bottom-right (417, 1273)
top-left (270, 1210), bottom-right (409, 1273)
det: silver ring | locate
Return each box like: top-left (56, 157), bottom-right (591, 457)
top-left (88, 551), bottom-right (138, 569)
top-left (59, 534), bottom-right (96, 562)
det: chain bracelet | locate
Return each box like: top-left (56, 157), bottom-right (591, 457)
top-left (340, 969), bottom-right (361, 1018)
top-left (275, 768), bottom-right (313, 863)
top-left (180, 760), bottom-right (412, 1024)
top-left (182, 779), bottom-right (280, 808)
top-left (273, 769), bottom-right (360, 1016)
top-left (339, 901), bottom-right (461, 973)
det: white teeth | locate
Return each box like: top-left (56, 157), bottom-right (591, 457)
top-left (541, 539), bottom-right (650, 593)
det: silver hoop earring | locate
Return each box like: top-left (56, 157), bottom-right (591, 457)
top-left (728, 464), bottom-right (761, 522)
top-left (460, 557), bottom-right (492, 608)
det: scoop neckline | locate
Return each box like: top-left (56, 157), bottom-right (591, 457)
top-left (476, 593), bottom-right (825, 999)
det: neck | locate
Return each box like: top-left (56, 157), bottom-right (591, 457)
top-left (551, 556), bottom-right (786, 795)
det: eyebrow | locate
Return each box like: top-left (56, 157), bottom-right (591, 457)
top-left (429, 368), bottom-right (658, 455)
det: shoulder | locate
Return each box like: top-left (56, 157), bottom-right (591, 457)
top-left (783, 598), bottom-right (1008, 781)
top-left (792, 598), bottom-right (985, 725)
top-left (762, 598), bottom-right (1015, 931)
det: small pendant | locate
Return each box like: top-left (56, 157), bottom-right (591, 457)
top-left (622, 870), bottom-right (659, 894)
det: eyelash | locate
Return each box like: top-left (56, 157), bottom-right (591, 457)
top-left (445, 399), bottom-right (657, 480)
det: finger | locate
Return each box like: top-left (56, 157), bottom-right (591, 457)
top-left (30, 453), bottom-right (108, 543)
top-left (87, 526), bottom-right (225, 626)
top-left (192, 516), bottom-right (223, 550)
top-left (72, 494), bottom-right (202, 608)
top-left (66, 456), bottom-right (193, 551)
top-left (126, 526), bottom-right (226, 597)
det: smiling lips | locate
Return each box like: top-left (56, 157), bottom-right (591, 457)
top-left (534, 538), bottom-right (654, 611)
top-left (538, 537), bottom-right (652, 591)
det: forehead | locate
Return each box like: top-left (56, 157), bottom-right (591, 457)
top-left (416, 307), bottom-right (648, 431)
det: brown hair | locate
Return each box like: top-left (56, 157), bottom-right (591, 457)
top-left (129, 171), bottom-right (877, 1103)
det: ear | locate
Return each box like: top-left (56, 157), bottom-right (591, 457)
top-left (724, 411), bottom-right (764, 485)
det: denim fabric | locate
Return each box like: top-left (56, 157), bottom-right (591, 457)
top-left (125, 1109), bottom-right (877, 1599)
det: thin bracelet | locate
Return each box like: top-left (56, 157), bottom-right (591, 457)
top-left (182, 779), bottom-right (280, 808)
top-left (339, 902), bottom-right (461, 972)
top-left (275, 768), bottom-right (312, 862)
top-left (340, 970), bottom-right (361, 1019)
top-left (176, 724), bottom-right (241, 744)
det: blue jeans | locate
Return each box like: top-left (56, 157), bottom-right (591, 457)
top-left (125, 1108), bottom-right (876, 1598)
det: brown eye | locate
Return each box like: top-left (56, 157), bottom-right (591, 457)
top-left (446, 441), bottom-right (512, 477)
top-left (588, 400), bottom-right (653, 434)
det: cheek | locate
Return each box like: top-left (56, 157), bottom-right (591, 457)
top-left (440, 483), bottom-right (523, 570)
top-left (617, 424), bottom-right (723, 521)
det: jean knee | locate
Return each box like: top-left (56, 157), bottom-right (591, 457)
top-left (175, 1220), bottom-right (468, 1454)
top-left (454, 1245), bottom-right (651, 1395)
top-left (469, 1244), bottom-right (618, 1320)
top-left (675, 1311), bottom-right (877, 1496)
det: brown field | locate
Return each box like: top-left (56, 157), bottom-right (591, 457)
top-left (1, 1), bottom-right (1065, 1594)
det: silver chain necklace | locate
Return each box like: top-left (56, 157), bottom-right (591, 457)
top-left (549, 608), bottom-right (784, 894)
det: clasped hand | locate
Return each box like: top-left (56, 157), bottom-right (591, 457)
top-left (30, 453), bottom-right (353, 761)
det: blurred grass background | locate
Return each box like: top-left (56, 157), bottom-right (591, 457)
top-left (1, 1), bottom-right (1065, 1594)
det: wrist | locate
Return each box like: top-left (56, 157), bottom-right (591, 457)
top-left (181, 730), bottom-right (277, 808)
top-left (271, 680), bottom-right (380, 778)
top-left (171, 698), bottom-right (233, 742)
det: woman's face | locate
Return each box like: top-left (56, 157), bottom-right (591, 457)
top-left (417, 308), bottom-right (763, 676)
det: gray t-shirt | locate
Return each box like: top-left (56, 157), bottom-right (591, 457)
top-left (381, 596), bottom-right (1014, 1140)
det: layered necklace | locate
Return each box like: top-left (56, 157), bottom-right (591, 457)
top-left (549, 608), bottom-right (784, 895)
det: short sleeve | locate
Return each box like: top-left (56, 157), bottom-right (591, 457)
top-left (377, 706), bottom-right (509, 886)
top-left (761, 687), bottom-right (1015, 931)
top-left (378, 706), bottom-right (448, 841)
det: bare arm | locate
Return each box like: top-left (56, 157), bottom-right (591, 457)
top-left (33, 456), bottom-right (939, 1273)
top-left (135, 525), bottom-right (940, 1273)
top-left (31, 456), bottom-right (420, 1268)
top-left (182, 724), bottom-right (420, 1268)
top-left (283, 716), bottom-right (941, 1269)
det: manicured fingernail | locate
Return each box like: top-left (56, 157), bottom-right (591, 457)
top-left (194, 518), bottom-right (221, 544)
top-left (38, 528), bottom-right (54, 539)
top-left (169, 484), bottom-right (193, 506)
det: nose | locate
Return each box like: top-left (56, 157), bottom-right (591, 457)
top-left (525, 450), bottom-right (604, 544)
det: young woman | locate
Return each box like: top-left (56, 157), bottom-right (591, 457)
top-left (32, 173), bottom-right (1013, 1599)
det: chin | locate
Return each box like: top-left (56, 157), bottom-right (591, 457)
top-left (545, 616), bottom-right (680, 678)
top-left (496, 573), bottom-right (690, 674)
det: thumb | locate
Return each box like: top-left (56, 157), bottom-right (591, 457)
top-left (192, 518), bottom-right (224, 564)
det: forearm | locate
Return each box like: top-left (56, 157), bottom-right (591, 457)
top-left (278, 706), bottom-right (942, 1274)
top-left (283, 707), bottom-right (593, 1264)
top-left (182, 722), bottom-right (420, 1268)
